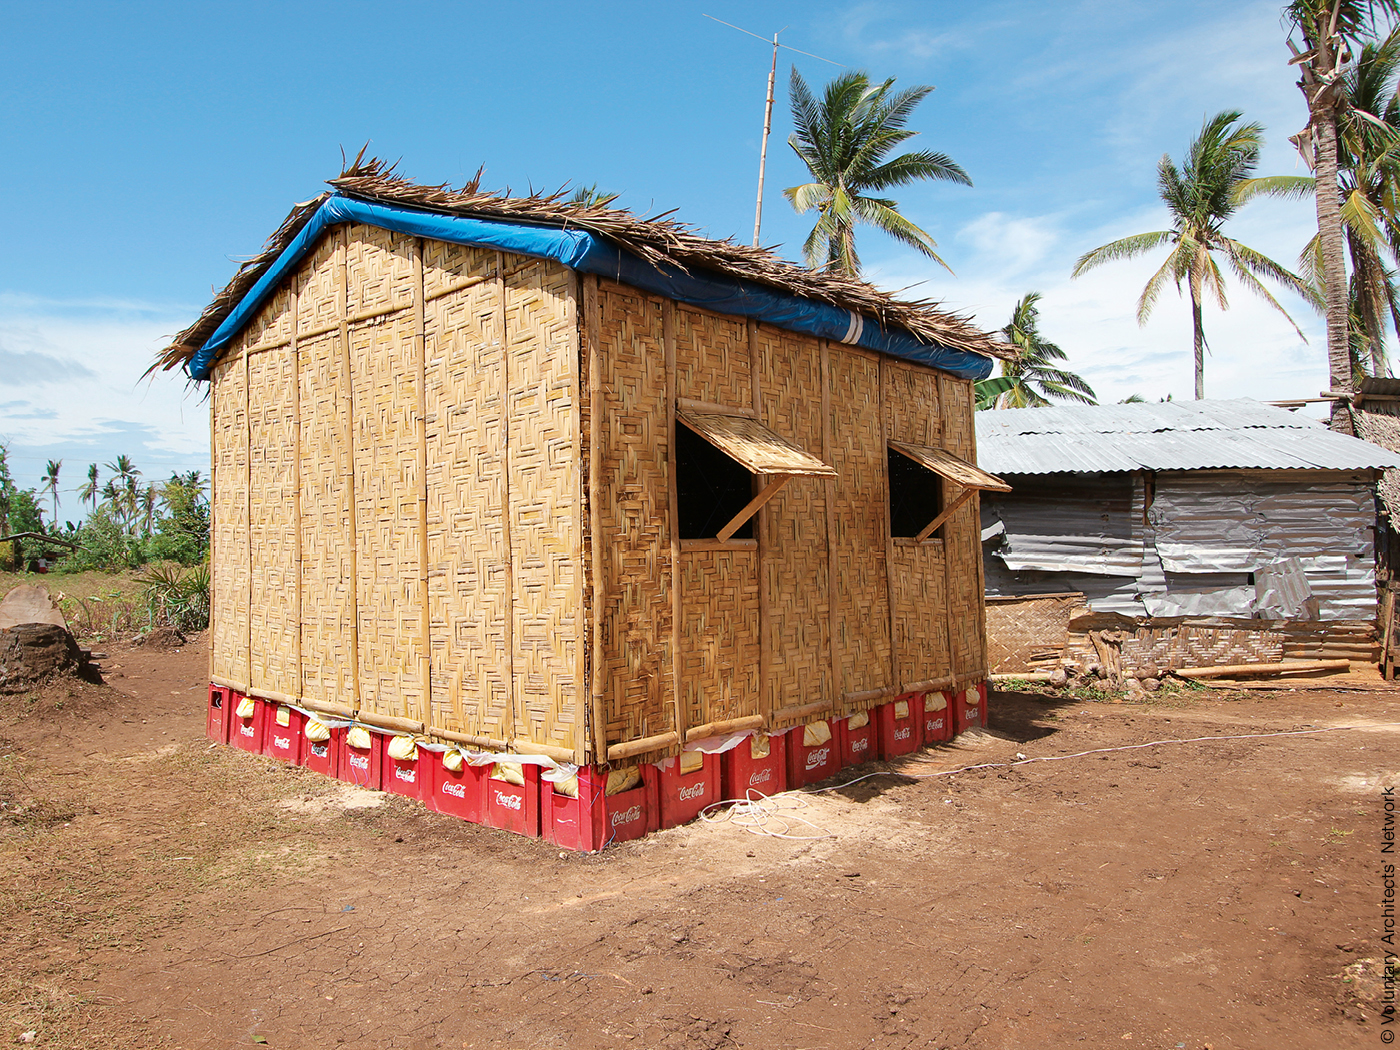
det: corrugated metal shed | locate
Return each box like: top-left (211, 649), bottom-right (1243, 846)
top-left (976, 399), bottom-right (1400, 476)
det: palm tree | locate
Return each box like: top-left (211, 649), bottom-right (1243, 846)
top-left (977, 293), bottom-right (1097, 409)
top-left (77, 462), bottom-right (99, 512)
top-left (1073, 111), bottom-right (1312, 400)
top-left (1286, 0), bottom-right (1400, 426)
top-left (567, 184), bottom-right (619, 208)
top-left (41, 459), bottom-right (61, 525)
top-left (785, 68), bottom-right (971, 276)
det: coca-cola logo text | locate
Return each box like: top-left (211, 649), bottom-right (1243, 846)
top-left (394, 766), bottom-right (416, 784)
top-left (442, 781), bottom-right (466, 799)
top-left (805, 746), bottom-right (830, 770)
top-left (349, 753), bottom-right (369, 771)
top-left (678, 782), bottom-right (707, 801)
top-left (272, 734), bottom-right (291, 750)
top-left (611, 805), bottom-right (642, 827)
top-left (493, 789), bottom-right (523, 811)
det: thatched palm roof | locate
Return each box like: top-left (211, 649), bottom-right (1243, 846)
top-left (156, 157), bottom-right (1009, 376)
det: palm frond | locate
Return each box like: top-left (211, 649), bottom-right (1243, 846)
top-left (1072, 231), bottom-right (1173, 276)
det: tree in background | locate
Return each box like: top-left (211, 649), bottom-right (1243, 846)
top-left (567, 184), bottom-right (619, 208)
top-left (1073, 110), bottom-right (1311, 399)
top-left (77, 462), bottom-right (99, 512)
top-left (785, 68), bottom-right (970, 276)
top-left (104, 455), bottom-right (141, 528)
top-left (1285, 0), bottom-right (1400, 426)
top-left (40, 459), bottom-right (61, 526)
top-left (974, 293), bottom-right (1097, 409)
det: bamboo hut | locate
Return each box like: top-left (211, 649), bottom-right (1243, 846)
top-left (160, 158), bottom-right (1008, 810)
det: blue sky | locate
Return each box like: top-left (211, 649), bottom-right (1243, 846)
top-left (0, 0), bottom-right (1330, 515)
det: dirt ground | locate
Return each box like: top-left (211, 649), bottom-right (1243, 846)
top-left (2, 639), bottom-right (1396, 1050)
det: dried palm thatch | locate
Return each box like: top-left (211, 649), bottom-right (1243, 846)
top-left (155, 155), bottom-right (1009, 377)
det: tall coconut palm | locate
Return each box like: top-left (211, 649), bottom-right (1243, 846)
top-left (1073, 111), bottom-right (1312, 400)
top-left (1286, 0), bottom-right (1400, 427)
top-left (785, 68), bottom-right (971, 276)
top-left (77, 462), bottom-right (99, 512)
top-left (105, 455), bottom-right (140, 528)
top-left (977, 293), bottom-right (1097, 409)
top-left (40, 459), bottom-right (61, 526)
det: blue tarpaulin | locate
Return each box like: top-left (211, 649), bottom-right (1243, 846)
top-left (188, 195), bottom-right (994, 382)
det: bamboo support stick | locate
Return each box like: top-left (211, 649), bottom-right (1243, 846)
top-left (1174, 659), bottom-right (1350, 680)
top-left (210, 674), bottom-right (249, 694)
top-left (357, 711), bottom-right (426, 734)
top-left (938, 375), bottom-right (959, 690)
top-left (509, 738), bottom-right (577, 763)
top-left (244, 336), bottom-right (253, 690)
top-left (496, 252), bottom-right (517, 742)
top-left (685, 714), bottom-right (765, 742)
top-left (716, 476), bottom-right (790, 543)
top-left (584, 275), bottom-right (607, 761)
top-left (300, 696), bottom-right (356, 720)
top-left (338, 229), bottom-right (361, 709)
top-left (842, 686), bottom-right (900, 705)
top-left (881, 358), bottom-right (899, 692)
top-left (769, 699), bottom-right (831, 723)
top-left (431, 727), bottom-right (508, 750)
top-left (750, 320), bottom-right (772, 727)
top-left (680, 538), bottom-right (758, 552)
top-left (413, 240), bottom-right (431, 728)
top-left (821, 339), bottom-right (839, 708)
top-left (916, 486), bottom-right (975, 543)
top-left (291, 273), bottom-right (303, 705)
top-left (663, 301), bottom-right (686, 744)
top-left (569, 271), bottom-right (587, 766)
top-left (902, 675), bottom-right (954, 695)
top-left (607, 731), bottom-right (681, 762)
top-left (676, 396), bottom-right (758, 419)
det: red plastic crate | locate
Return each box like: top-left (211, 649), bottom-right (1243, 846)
top-left (877, 695), bottom-right (922, 759)
top-left (206, 684), bottom-right (231, 745)
top-left (543, 767), bottom-right (655, 851)
top-left (303, 724), bottom-right (341, 778)
top-left (484, 763), bottom-right (540, 837)
top-left (785, 720), bottom-right (841, 787)
top-left (229, 693), bottom-right (264, 753)
top-left (427, 752), bottom-right (486, 822)
top-left (261, 702), bottom-right (306, 765)
top-left (383, 737), bottom-right (428, 802)
top-left (920, 692), bottom-right (951, 744)
top-left (720, 732), bottom-right (786, 801)
top-left (840, 712), bottom-right (877, 767)
top-left (338, 728), bottom-right (383, 790)
top-left (954, 683), bottom-right (987, 736)
top-left (645, 752), bottom-right (720, 830)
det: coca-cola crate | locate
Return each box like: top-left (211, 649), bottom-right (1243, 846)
top-left (206, 684), bottom-right (231, 745)
top-left (920, 692), bottom-right (951, 744)
top-left (484, 762), bottom-right (540, 837)
top-left (840, 711), bottom-right (876, 767)
top-left (785, 720), bottom-right (841, 788)
top-left (383, 736), bottom-right (428, 803)
top-left (303, 723), bottom-right (341, 778)
top-left (543, 766), bottom-right (654, 851)
top-left (261, 702), bottom-right (306, 765)
top-left (229, 693), bottom-right (264, 754)
top-left (338, 727), bottom-right (383, 791)
top-left (426, 752), bottom-right (486, 822)
top-left (876, 695), bottom-right (921, 759)
top-left (954, 682), bottom-right (987, 736)
top-left (645, 751), bottom-right (719, 829)
top-left (720, 732), bottom-right (786, 801)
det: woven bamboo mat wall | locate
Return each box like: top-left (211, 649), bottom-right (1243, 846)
top-left (940, 376), bottom-right (986, 683)
top-left (827, 345), bottom-right (893, 710)
top-left (679, 548), bottom-right (760, 728)
top-left (674, 306), bottom-right (751, 409)
top-left (757, 326), bottom-right (832, 729)
top-left (504, 258), bottom-right (582, 756)
top-left (595, 282), bottom-right (676, 747)
top-left (424, 242), bottom-right (513, 742)
top-left (985, 594), bottom-right (1084, 671)
top-left (210, 344), bottom-right (250, 687)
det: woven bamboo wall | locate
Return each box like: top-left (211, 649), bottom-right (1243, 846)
top-left (210, 343), bottom-right (250, 688)
top-left (940, 376), bottom-right (986, 682)
top-left (674, 307), bottom-right (751, 408)
top-left (758, 326), bottom-right (832, 728)
top-left (593, 281), bottom-right (676, 746)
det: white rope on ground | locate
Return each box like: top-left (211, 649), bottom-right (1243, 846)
top-left (698, 790), bottom-right (835, 840)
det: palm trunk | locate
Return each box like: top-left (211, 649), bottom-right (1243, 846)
top-left (1189, 269), bottom-right (1205, 400)
top-left (1309, 71), bottom-right (1353, 431)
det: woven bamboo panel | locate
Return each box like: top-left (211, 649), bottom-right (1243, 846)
top-left (827, 345), bottom-right (892, 706)
top-left (985, 595), bottom-right (1083, 672)
top-left (504, 258), bottom-right (580, 753)
top-left (298, 330), bottom-right (356, 706)
top-left (210, 342), bottom-right (250, 686)
top-left (247, 343), bottom-right (299, 696)
top-left (892, 542), bottom-right (951, 682)
top-left (424, 243), bottom-right (512, 740)
top-left (679, 548), bottom-right (760, 727)
top-left (346, 224), bottom-right (415, 317)
top-left (883, 359), bottom-right (943, 447)
top-left (350, 308), bottom-right (425, 724)
top-left (940, 376), bottom-right (985, 677)
top-left (757, 325), bottom-right (831, 727)
top-left (674, 306), bottom-right (751, 409)
top-left (677, 411), bottom-right (835, 475)
top-left (243, 286), bottom-right (293, 352)
top-left (596, 283), bottom-right (675, 745)
top-left (297, 235), bottom-right (341, 334)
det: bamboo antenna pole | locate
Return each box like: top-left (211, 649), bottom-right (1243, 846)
top-left (663, 301), bottom-right (686, 744)
top-left (338, 229), bottom-right (361, 709)
top-left (584, 275), bottom-right (606, 763)
top-left (413, 240), bottom-right (431, 728)
top-left (753, 31), bottom-right (779, 247)
top-left (497, 252), bottom-right (517, 743)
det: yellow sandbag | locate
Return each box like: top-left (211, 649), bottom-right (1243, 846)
top-left (345, 725), bottom-right (373, 751)
top-left (441, 749), bottom-right (465, 773)
top-left (275, 705), bottom-right (291, 727)
top-left (386, 735), bottom-right (417, 761)
top-left (553, 774), bottom-right (579, 799)
top-left (491, 762), bottom-right (525, 786)
top-left (848, 711), bottom-right (869, 730)
top-left (893, 699), bottom-right (909, 720)
top-left (235, 696), bottom-right (255, 719)
top-left (925, 692), bottom-right (948, 712)
top-left (304, 719), bottom-right (331, 743)
top-left (803, 720), bottom-right (832, 747)
top-left (680, 750), bottom-right (704, 775)
top-left (749, 732), bottom-right (770, 760)
top-left (964, 686), bottom-right (981, 706)
top-left (605, 766), bottom-right (641, 796)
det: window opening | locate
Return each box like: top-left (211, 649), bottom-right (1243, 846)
top-left (677, 422), bottom-right (755, 539)
top-left (889, 447), bottom-right (944, 539)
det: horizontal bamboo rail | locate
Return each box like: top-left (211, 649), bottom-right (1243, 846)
top-left (1174, 659), bottom-right (1350, 680)
top-left (607, 731), bottom-right (681, 762)
top-left (685, 714), bottom-right (765, 742)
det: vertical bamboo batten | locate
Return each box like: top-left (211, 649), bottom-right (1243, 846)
top-left (940, 375), bottom-right (983, 686)
top-left (291, 279), bottom-right (303, 701)
top-left (413, 240), bottom-right (431, 726)
top-left (881, 358), bottom-right (899, 693)
top-left (938, 374), bottom-right (960, 691)
top-left (584, 274), bottom-right (606, 760)
top-left (749, 319), bottom-right (770, 727)
top-left (337, 229), bottom-right (361, 709)
top-left (568, 270), bottom-right (586, 765)
top-left (244, 338), bottom-right (252, 685)
top-left (208, 370), bottom-right (216, 689)
top-left (821, 340), bottom-right (839, 706)
top-left (496, 253), bottom-right (517, 741)
top-left (663, 301), bottom-right (686, 744)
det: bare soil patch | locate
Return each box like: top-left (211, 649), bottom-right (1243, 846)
top-left (1, 641), bottom-right (1395, 1049)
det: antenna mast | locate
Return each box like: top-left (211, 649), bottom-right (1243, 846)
top-left (753, 32), bottom-right (779, 247)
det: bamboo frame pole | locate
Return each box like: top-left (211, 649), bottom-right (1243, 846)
top-left (881, 358), bottom-right (899, 693)
top-left (569, 272), bottom-right (587, 765)
top-left (209, 361), bottom-right (217, 689)
top-left (497, 252), bottom-right (517, 743)
top-left (338, 228), bottom-right (361, 709)
top-left (750, 320), bottom-right (771, 726)
top-left (716, 477), bottom-right (790, 543)
top-left (413, 240), bottom-right (431, 728)
top-left (938, 374), bottom-right (959, 693)
top-left (663, 301), bottom-right (686, 744)
top-left (291, 275), bottom-right (303, 703)
top-left (916, 486), bottom-right (975, 543)
top-left (821, 340), bottom-right (839, 708)
top-left (584, 275), bottom-right (607, 763)
top-left (244, 334), bottom-right (253, 689)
